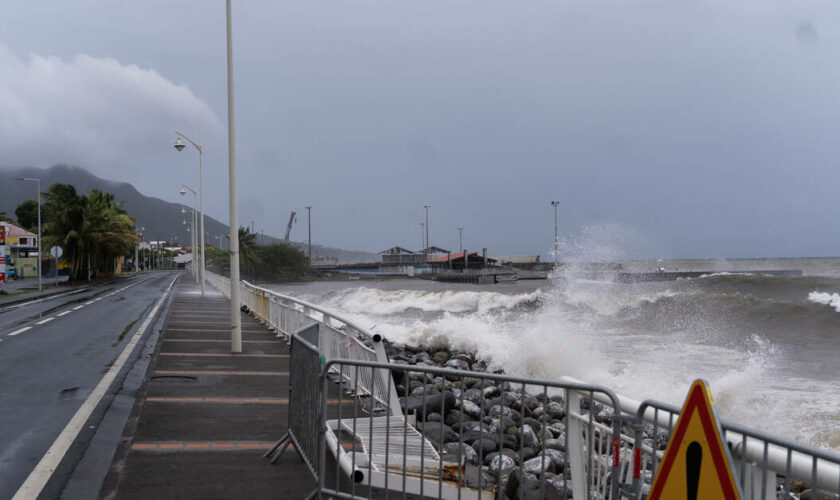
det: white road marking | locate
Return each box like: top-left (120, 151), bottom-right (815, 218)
top-left (57, 311), bottom-right (71, 317)
top-left (13, 273), bottom-right (180, 500)
top-left (0, 288), bottom-right (89, 314)
top-left (8, 327), bottom-right (32, 336)
top-left (35, 318), bottom-right (54, 325)
top-left (73, 305), bottom-right (84, 310)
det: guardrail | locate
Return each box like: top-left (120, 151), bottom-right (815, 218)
top-left (204, 271), bottom-right (840, 499)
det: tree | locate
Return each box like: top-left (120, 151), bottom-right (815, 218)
top-left (238, 226), bottom-right (258, 275)
top-left (0, 212), bottom-right (14, 224)
top-left (42, 184), bottom-right (137, 281)
top-left (14, 200), bottom-right (38, 231)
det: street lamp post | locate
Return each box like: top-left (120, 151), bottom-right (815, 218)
top-left (305, 206), bottom-right (312, 264)
top-left (550, 200), bottom-right (560, 265)
top-left (457, 227), bottom-right (464, 254)
top-left (420, 222), bottom-right (425, 251)
top-left (180, 185), bottom-right (200, 284)
top-left (423, 205), bottom-right (431, 256)
top-left (175, 135), bottom-right (205, 297)
top-left (16, 178), bottom-right (41, 291)
top-left (226, 0), bottom-right (242, 353)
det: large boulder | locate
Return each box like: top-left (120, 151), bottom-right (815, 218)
top-left (400, 391), bottom-right (456, 420)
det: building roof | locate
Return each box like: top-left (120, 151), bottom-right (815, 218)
top-left (418, 246), bottom-right (450, 254)
top-left (379, 246), bottom-right (418, 255)
top-left (428, 251), bottom-right (497, 263)
top-left (0, 222), bottom-right (36, 238)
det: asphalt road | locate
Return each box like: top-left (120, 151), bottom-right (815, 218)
top-left (0, 272), bottom-right (178, 499)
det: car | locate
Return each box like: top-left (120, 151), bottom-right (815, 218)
top-left (6, 265), bottom-right (16, 278)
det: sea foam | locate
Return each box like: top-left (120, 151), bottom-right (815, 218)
top-left (808, 291), bottom-right (840, 312)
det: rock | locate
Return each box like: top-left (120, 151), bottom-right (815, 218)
top-left (441, 442), bottom-right (478, 465)
top-left (799, 490), bottom-right (839, 500)
top-left (542, 437), bottom-right (566, 451)
top-left (460, 431), bottom-right (518, 450)
top-left (546, 423), bottom-right (566, 438)
top-left (444, 358), bottom-right (469, 370)
top-left (484, 449), bottom-right (522, 466)
top-left (518, 424), bottom-right (539, 448)
top-left (410, 384), bottom-right (440, 397)
top-left (522, 417), bottom-right (542, 433)
top-left (488, 454), bottom-right (516, 478)
top-left (488, 405), bottom-right (513, 419)
top-left (522, 456), bottom-right (555, 476)
top-left (489, 416), bottom-right (518, 435)
top-left (462, 464), bottom-right (496, 490)
top-left (472, 438), bottom-right (497, 455)
top-left (519, 446), bottom-right (538, 462)
top-left (425, 412), bottom-right (441, 422)
top-left (444, 409), bottom-right (466, 427)
top-left (400, 391), bottom-right (456, 420)
top-left (456, 399), bottom-right (483, 420)
top-left (417, 422), bottom-right (458, 446)
top-left (545, 401), bottom-right (565, 419)
top-left (432, 351), bottom-right (450, 364)
top-left (542, 449), bottom-right (567, 469)
top-left (462, 388), bottom-right (484, 405)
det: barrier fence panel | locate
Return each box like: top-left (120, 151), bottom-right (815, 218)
top-left (264, 324), bottom-right (323, 477)
top-left (632, 400), bottom-right (840, 500)
top-left (316, 359), bottom-right (627, 500)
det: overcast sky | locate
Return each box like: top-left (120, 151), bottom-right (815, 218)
top-left (1, 0), bottom-right (839, 259)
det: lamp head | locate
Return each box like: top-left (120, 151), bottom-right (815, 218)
top-left (181, 207), bottom-right (186, 214)
top-left (174, 137), bottom-right (186, 151)
top-left (179, 187), bottom-right (186, 196)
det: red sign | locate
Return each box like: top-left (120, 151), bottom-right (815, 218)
top-left (0, 225), bottom-right (5, 245)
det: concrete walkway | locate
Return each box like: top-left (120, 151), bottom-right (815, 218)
top-left (100, 279), bottom-right (317, 499)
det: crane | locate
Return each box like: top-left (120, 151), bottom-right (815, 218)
top-left (284, 211), bottom-right (297, 242)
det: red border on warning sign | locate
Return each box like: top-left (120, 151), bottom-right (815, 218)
top-left (648, 381), bottom-right (739, 500)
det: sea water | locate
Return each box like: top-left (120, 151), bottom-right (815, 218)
top-left (267, 257), bottom-right (840, 452)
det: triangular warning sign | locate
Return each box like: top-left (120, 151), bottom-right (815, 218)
top-left (648, 379), bottom-right (742, 500)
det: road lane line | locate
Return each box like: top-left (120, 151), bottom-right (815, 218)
top-left (73, 305), bottom-right (84, 310)
top-left (84, 301), bottom-right (94, 305)
top-left (35, 318), bottom-right (54, 325)
top-left (8, 327), bottom-right (32, 336)
top-left (13, 273), bottom-right (181, 500)
top-left (57, 311), bottom-right (72, 317)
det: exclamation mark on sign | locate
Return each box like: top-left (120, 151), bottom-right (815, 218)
top-left (686, 441), bottom-right (702, 500)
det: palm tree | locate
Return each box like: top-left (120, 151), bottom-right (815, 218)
top-left (0, 212), bottom-right (15, 224)
top-left (238, 226), bottom-right (258, 276)
top-left (43, 184), bottom-right (136, 281)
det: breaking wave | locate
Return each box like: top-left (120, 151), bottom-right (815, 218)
top-left (809, 291), bottom-right (840, 312)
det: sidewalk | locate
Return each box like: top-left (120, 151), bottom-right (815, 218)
top-left (100, 278), bottom-right (316, 499)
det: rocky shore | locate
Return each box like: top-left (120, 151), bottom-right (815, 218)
top-left (383, 341), bottom-right (653, 499)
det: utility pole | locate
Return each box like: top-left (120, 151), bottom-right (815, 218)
top-left (305, 206), bottom-right (312, 264)
top-left (457, 227), bottom-right (464, 254)
top-left (551, 200), bottom-right (560, 265)
top-left (424, 205), bottom-right (431, 256)
top-left (226, 0), bottom-right (242, 353)
top-left (420, 222), bottom-right (425, 251)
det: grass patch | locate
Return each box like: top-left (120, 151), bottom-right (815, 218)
top-left (113, 318), bottom-right (139, 346)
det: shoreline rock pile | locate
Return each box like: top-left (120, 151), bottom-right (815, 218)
top-left (384, 341), bottom-right (635, 499)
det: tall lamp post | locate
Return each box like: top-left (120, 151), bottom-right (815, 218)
top-left (305, 206), bottom-right (312, 264)
top-left (182, 211), bottom-right (197, 281)
top-left (550, 200), bottom-right (560, 265)
top-left (457, 227), bottom-right (464, 254)
top-left (226, 0), bottom-right (242, 353)
top-left (16, 178), bottom-right (41, 291)
top-left (180, 185), bottom-right (200, 285)
top-left (174, 134), bottom-right (205, 297)
top-left (423, 205), bottom-right (431, 256)
top-left (420, 222), bottom-right (425, 251)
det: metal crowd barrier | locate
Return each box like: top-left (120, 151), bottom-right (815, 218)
top-left (264, 324), bottom-right (322, 476)
top-left (315, 357), bottom-right (626, 500)
top-left (629, 399), bottom-right (840, 500)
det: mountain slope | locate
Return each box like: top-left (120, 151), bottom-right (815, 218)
top-left (0, 164), bottom-right (376, 262)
